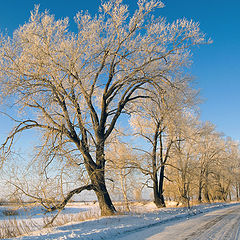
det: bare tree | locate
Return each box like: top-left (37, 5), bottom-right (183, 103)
top-left (208, 138), bottom-right (240, 202)
top-left (0, 0), bottom-right (208, 215)
top-left (193, 123), bottom-right (224, 203)
top-left (168, 114), bottom-right (202, 207)
top-left (168, 119), bottom-right (240, 205)
top-left (129, 81), bottom-right (198, 208)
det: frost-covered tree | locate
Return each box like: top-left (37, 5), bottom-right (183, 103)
top-left (0, 0), bottom-right (208, 215)
top-left (201, 136), bottom-right (239, 202)
top-left (129, 81), bottom-right (198, 207)
top-left (169, 114), bottom-right (202, 206)
top-left (168, 119), bottom-right (240, 204)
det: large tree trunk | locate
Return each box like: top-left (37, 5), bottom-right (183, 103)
top-left (85, 139), bottom-right (116, 216)
top-left (90, 168), bottom-right (116, 216)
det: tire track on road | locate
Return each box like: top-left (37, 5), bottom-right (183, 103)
top-left (184, 208), bottom-right (238, 240)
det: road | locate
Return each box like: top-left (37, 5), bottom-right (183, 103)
top-left (117, 205), bottom-right (240, 240)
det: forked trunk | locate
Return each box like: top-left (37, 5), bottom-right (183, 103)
top-left (153, 165), bottom-right (165, 208)
top-left (158, 165), bottom-right (166, 207)
top-left (152, 125), bottom-right (165, 208)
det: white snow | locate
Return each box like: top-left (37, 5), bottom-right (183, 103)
top-left (0, 201), bottom-right (239, 239)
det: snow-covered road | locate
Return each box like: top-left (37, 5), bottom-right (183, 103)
top-left (117, 205), bottom-right (240, 240)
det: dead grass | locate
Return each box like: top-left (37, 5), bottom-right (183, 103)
top-left (0, 218), bottom-right (40, 239)
top-left (0, 205), bottom-right (102, 239)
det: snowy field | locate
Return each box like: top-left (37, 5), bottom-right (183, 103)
top-left (0, 201), bottom-right (240, 239)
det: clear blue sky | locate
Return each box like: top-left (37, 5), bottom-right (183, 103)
top-left (0, 0), bottom-right (239, 141)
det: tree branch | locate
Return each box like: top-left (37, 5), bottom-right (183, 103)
top-left (50, 184), bottom-right (94, 211)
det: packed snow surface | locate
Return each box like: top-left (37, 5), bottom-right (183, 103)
top-left (1, 202), bottom-right (240, 239)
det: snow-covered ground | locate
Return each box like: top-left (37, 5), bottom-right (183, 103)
top-left (0, 201), bottom-right (240, 239)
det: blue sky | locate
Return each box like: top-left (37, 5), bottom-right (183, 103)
top-left (0, 0), bottom-right (239, 141)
